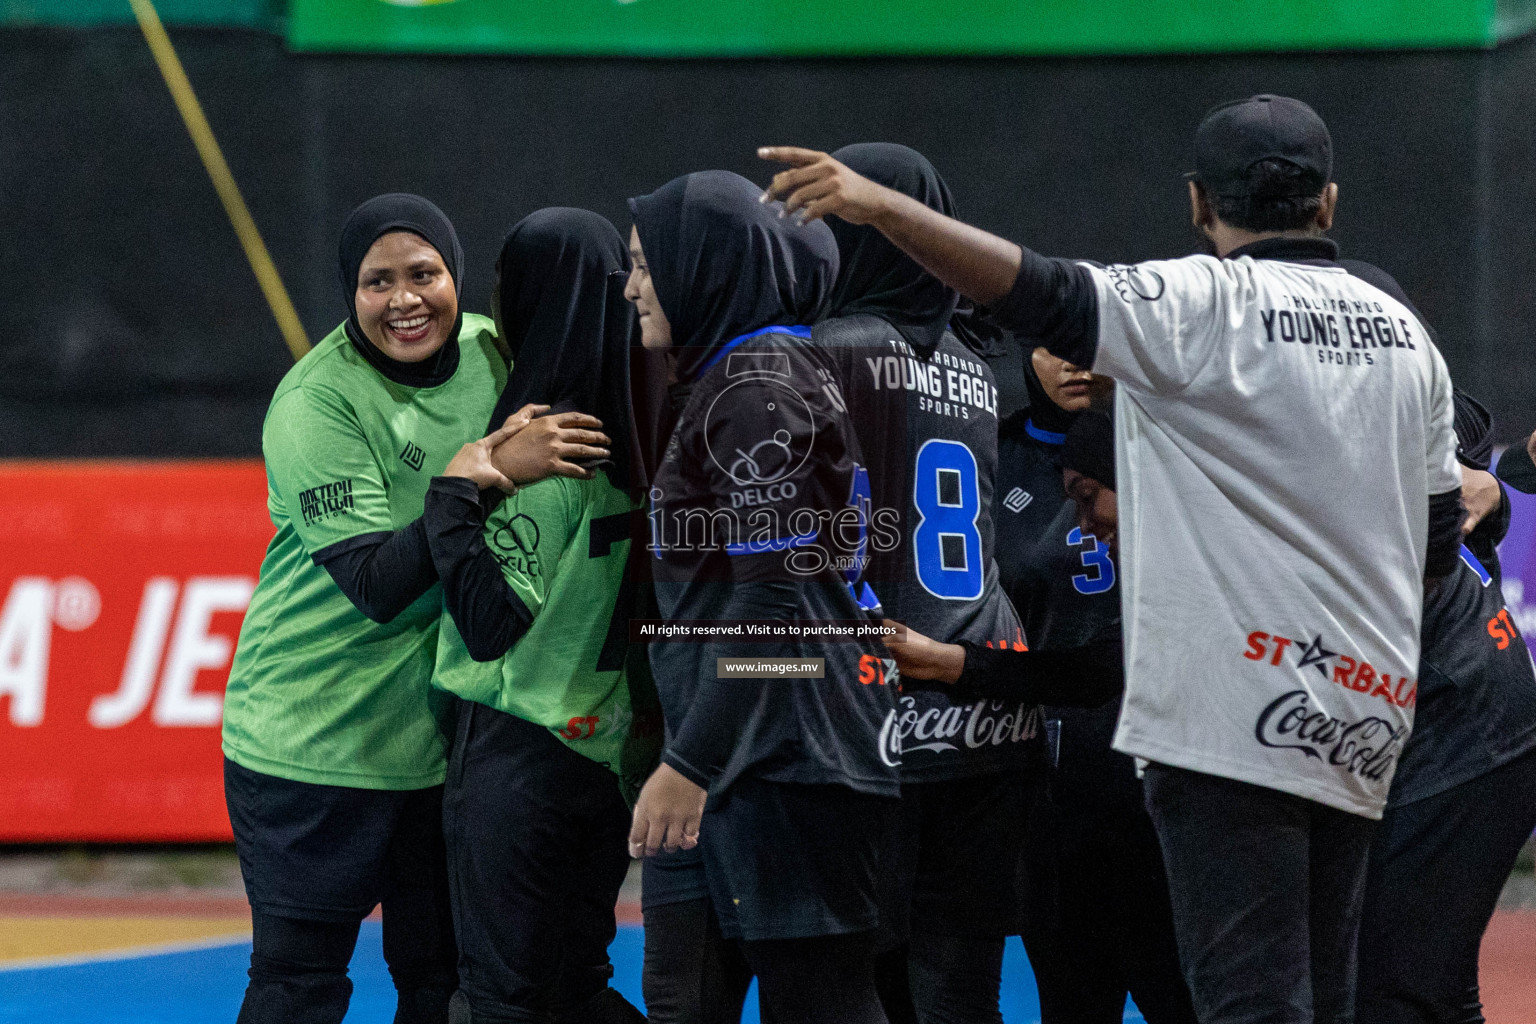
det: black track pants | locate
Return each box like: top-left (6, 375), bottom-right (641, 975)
top-left (1144, 763), bottom-right (1375, 1024)
top-left (642, 896), bottom-right (760, 1024)
top-left (442, 701), bottom-right (641, 1024)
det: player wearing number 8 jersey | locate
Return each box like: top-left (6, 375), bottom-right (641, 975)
top-left (424, 209), bottom-right (656, 1024)
top-left (811, 144), bottom-right (1028, 1024)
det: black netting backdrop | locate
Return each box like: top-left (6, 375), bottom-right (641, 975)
top-left (3, 26), bottom-right (1534, 455)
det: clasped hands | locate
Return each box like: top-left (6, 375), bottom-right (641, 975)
top-left (442, 404), bottom-right (611, 492)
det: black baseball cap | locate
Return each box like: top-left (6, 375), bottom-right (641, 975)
top-left (1190, 95), bottom-right (1332, 198)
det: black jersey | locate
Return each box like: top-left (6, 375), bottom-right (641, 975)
top-left (994, 411), bottom-right (1132, 807)
top-left (816, 313), bottom-right (1029, 781)
top-left (994, 410), bottom-right (1119, 645)
top-left (649, 330), bottom-right (902, 799)
top-left (1005, 499), bottom-right (1121, 652)
top-left (1389, 494), bottom-right (1536, 806)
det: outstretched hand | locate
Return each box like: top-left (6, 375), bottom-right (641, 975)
top-left (757, 147), bottom-right (891, 226)
top-left (759, 146), bottom-right (1023, 307)
top-left (491, 408), bottom-right (611, 485)
top-left (629, 762), bottom-right (707, 858)
top-left (882, 618), bottom-right (966, 683)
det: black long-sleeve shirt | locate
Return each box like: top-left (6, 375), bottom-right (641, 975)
top-left (813, 313), bottom-right (1029, 782)
top-left (313, 479), bottom-right (543, 654)
top-left (942, 638), bottom-right (1124, 708)
top-left (421, 477), bottom-right (535, 661)
top-left (1393, 481), bottom-right (1536, 806)
top-left (313, 523), bottom-right (437, 624)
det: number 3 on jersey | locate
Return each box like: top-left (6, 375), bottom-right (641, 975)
top-left (1068, 526), bottom-right (1115, 595)
top-left (913, 440), bottom-right (983, 601)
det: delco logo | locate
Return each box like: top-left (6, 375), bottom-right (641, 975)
top-left (1243, 630), bottom-right (1417, 709)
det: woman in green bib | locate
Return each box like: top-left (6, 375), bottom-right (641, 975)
top-left (425, 208), bottom-right (658, 1024)
top-left (222, 194), bottom-right (610, 1024)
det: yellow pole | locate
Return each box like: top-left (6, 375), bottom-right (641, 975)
top-left (128, 0), bottom-right (311, 361)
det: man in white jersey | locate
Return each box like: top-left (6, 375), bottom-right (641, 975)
top-left (760, 95), bottom-right (1464, 1024)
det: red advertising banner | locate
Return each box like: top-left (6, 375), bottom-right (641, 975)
top-left (0, 460), bottom-right (272, 841)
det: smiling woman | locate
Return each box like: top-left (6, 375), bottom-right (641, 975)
top-left (334, 193), bottom-right (466, 383)
top-left (353, 231), bottom-right (459, 362)
top-left (216, 192), bottom-right (607, 1024)
top-left (625, 170), bottom-right (900, 1024)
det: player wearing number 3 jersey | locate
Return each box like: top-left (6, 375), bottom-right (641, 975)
top-left (811, 144), bottom-right (1028, 1024)
top-left (991, 375), bottom-right (1196, 1024)
top-left (424, 209), bottom-right (656, 1024)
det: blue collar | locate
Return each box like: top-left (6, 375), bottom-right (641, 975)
top-left (1024, 419), bottom-right (1066, 445)
top-left (696, 324), bottom-right (812, 377)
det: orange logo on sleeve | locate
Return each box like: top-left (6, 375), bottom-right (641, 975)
top-left (559, 716), bottom-right (600, 740)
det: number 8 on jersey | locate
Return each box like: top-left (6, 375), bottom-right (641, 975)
top-left (913, 439), bottom-right (984, 600)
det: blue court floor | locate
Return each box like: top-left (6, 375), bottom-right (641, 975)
top-left (0, 922), bottom-right (1146, 1023)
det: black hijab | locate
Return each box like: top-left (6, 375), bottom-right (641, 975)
top-left (1021, 345), bottom-right (1080, 438)
top-left (825, 143), bottom-right (959, 356)
top-left (1452, 389), bottom-right (1494, 471)
top-left (1063, 408), bottom-right (1115, 490)
top-left (628, 170), bottom-right (839, 382)
top-left (949, 300), bottom-right (1011, 359)
top-left (337, 193), bottom-right (466, 388)
top-left (486, 208), bottom-right (637, 490)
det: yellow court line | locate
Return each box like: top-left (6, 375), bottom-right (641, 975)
top-left (0, 916), bottom-right (250, 966)
top-left (129, 0), bottom-right (311, 362)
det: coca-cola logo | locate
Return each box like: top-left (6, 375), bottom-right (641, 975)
top-left (877, 708), bottom-right (904, 767)
top-left (1253, 690), bottom-right (1403, 782)
top-left (880, 695), bottom-right (1041, 765)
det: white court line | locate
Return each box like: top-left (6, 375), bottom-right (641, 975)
top-left (0, 931), bottom-right (251, 973)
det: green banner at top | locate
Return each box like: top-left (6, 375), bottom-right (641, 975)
top-left (287, 0), bottom-right (1536, 55)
